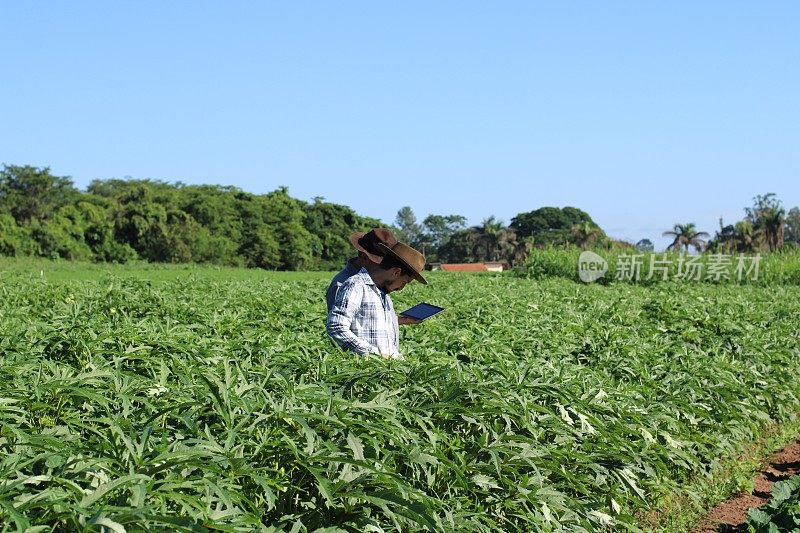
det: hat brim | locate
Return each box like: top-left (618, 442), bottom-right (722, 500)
top-left (376, 243), bottom-right (428, 285)
top-left (349, 232), bottom-right (384, 264)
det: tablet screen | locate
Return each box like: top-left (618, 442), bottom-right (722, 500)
top-left (399, 303), bottom-right (445, 321)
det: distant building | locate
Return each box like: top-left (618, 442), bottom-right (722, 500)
top-left (484, 261), bottom-right (506, 272)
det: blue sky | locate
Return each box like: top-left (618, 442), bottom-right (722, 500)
top-left (2, 2), bottom-right (798, 249)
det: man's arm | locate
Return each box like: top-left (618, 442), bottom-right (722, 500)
top-left (397, 315), bottom-right (422, 325)
top-left (325, 280), bottom-right (339, 314)
top-left (326, 282), bottom-right (379, 355)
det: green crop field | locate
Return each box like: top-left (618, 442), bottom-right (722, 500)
top-left (1, 258), bottom-right (800, 532)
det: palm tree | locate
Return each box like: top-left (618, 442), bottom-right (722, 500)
top-left (571, 222), bottom-right (604, 250)
top-left (733, 220), bottom-right (757, 252)
top-left (761, 206), bottom-right (786, 251)
top-left (719, 229), bottom-right (737, 252)
top-left (473, 216), bottom-right (504, 261)
top-left (512, 236), bottom-right (534, 266)
top-left (712, 217), bottom-right (738, 253)
top-left (495, 227), bottom-right (518, 262)
top-left (663, 223), bottom-right (710, 253)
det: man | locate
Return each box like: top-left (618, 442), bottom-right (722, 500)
top-left (325, 228), bottom-right (397, 314)
top-left (325, 228), bottom-right (419, 325)
top-left (327, 242), bottom-right (427, 359)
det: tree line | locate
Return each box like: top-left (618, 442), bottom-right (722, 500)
top-left (389, 193), bottom-right (800, 263)
top-left (0, 164), bottom-right (383, 270)
top-left (660, 193), bottom-right (799, 254)
top-left (0, 165), bottom-right (612, 269)
top-left (391, 205), bottom-right (635, 265)
top-left (1, 164), bottom-right (797, 270)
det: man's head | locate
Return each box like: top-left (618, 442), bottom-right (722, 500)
top-left (349, 228), bottom-right (397, 265)
top-left (371, 242), bottom-right (427, 293)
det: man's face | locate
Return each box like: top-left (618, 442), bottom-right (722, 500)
top-left (384, 270), bottom-right (413, 293)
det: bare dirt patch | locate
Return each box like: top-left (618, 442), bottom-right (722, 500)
top-left (692, 439), bottom-right (800, 532)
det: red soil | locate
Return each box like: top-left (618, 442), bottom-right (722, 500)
top-left (692, 439), bottom-right (800, 532)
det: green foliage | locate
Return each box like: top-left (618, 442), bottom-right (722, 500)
top-left (420, 214), bottom-right (467, 263)
top-left (510, 206), bottom-right (595, 245)
top-left (516, 248), bottom-right (581, 280)
top-left (261, 188), bottom-right (321, 270)
top-left (663, 223), bottom-right (710, 253)
top-left (27, 216), bottom-right (93, 261)
top-left (746, 193), bottom-right (783, 229)
top-left (786, 207), bottom-right (800, 245)
top-left (711, 193), bottom-right (793, 253)
top-left (516, 248), bottom-right (800, 285)
top-left (437, 227), bottom-right (481, 263)
top-left (0, 164), bottom-right (78, 223)
top-left (304, 200), bottom-right (363, 270)
top-left (436, 218), bottom-right (522, 264)
top-left (571, 222), bottom-right (607, 250)
top-left (0, 212), bottom-right (36, 256)
top-left (761, 249), bottom-right (800, 285)
top-left (0, 166), bottom-right (380, 269)
top-left (6, 164), bottom-right (795, 272)
top-left (743, 194), bottom-right (787, 252)
top-left (747, 475), bottom-right (800, 532)
top-left (394, 206), bottom-right (423, 245)
top-left (0, 163), bottom-right (620, 268)
top-left (1, 266), bottom-right (799, 530)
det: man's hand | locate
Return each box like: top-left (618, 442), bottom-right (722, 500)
top-left (398, 315), bottom-right (422, 325)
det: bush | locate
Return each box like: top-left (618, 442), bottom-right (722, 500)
top-left (515, 248), bottom-right (579, 280)
top-left (515, 248), bottom-right (800, 286)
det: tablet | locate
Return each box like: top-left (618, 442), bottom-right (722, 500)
top-left (399, 303), bottom-right (445, 321)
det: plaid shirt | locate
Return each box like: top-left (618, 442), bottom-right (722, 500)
top-left (325, 257), bottom-right (360, 314)
top-left (326, 268), bottom-right (400, 357)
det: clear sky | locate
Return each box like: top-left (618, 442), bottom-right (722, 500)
top-left (2, 2), bottom-right (798, 249)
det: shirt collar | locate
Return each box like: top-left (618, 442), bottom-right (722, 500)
top-left (357, 267), bottom-right (388, 296)
top-left (357, 268), bottom-right (390, 307)
top-left (356, 267), bottom-right (374, 284)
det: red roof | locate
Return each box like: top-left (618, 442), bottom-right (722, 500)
top-left (440, 263), bottom-right (488, 272)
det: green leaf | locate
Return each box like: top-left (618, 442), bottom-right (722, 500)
top-left (747, 508), bottom-right (771, 526)
top-left (346, 432), bottom-right (364, 461)
top-left (90, 517), bottom-right (127, 533)
top-left (80, 474), bottom-right (150, 508)
top-left (771, 480), bottom-right (793, 504)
